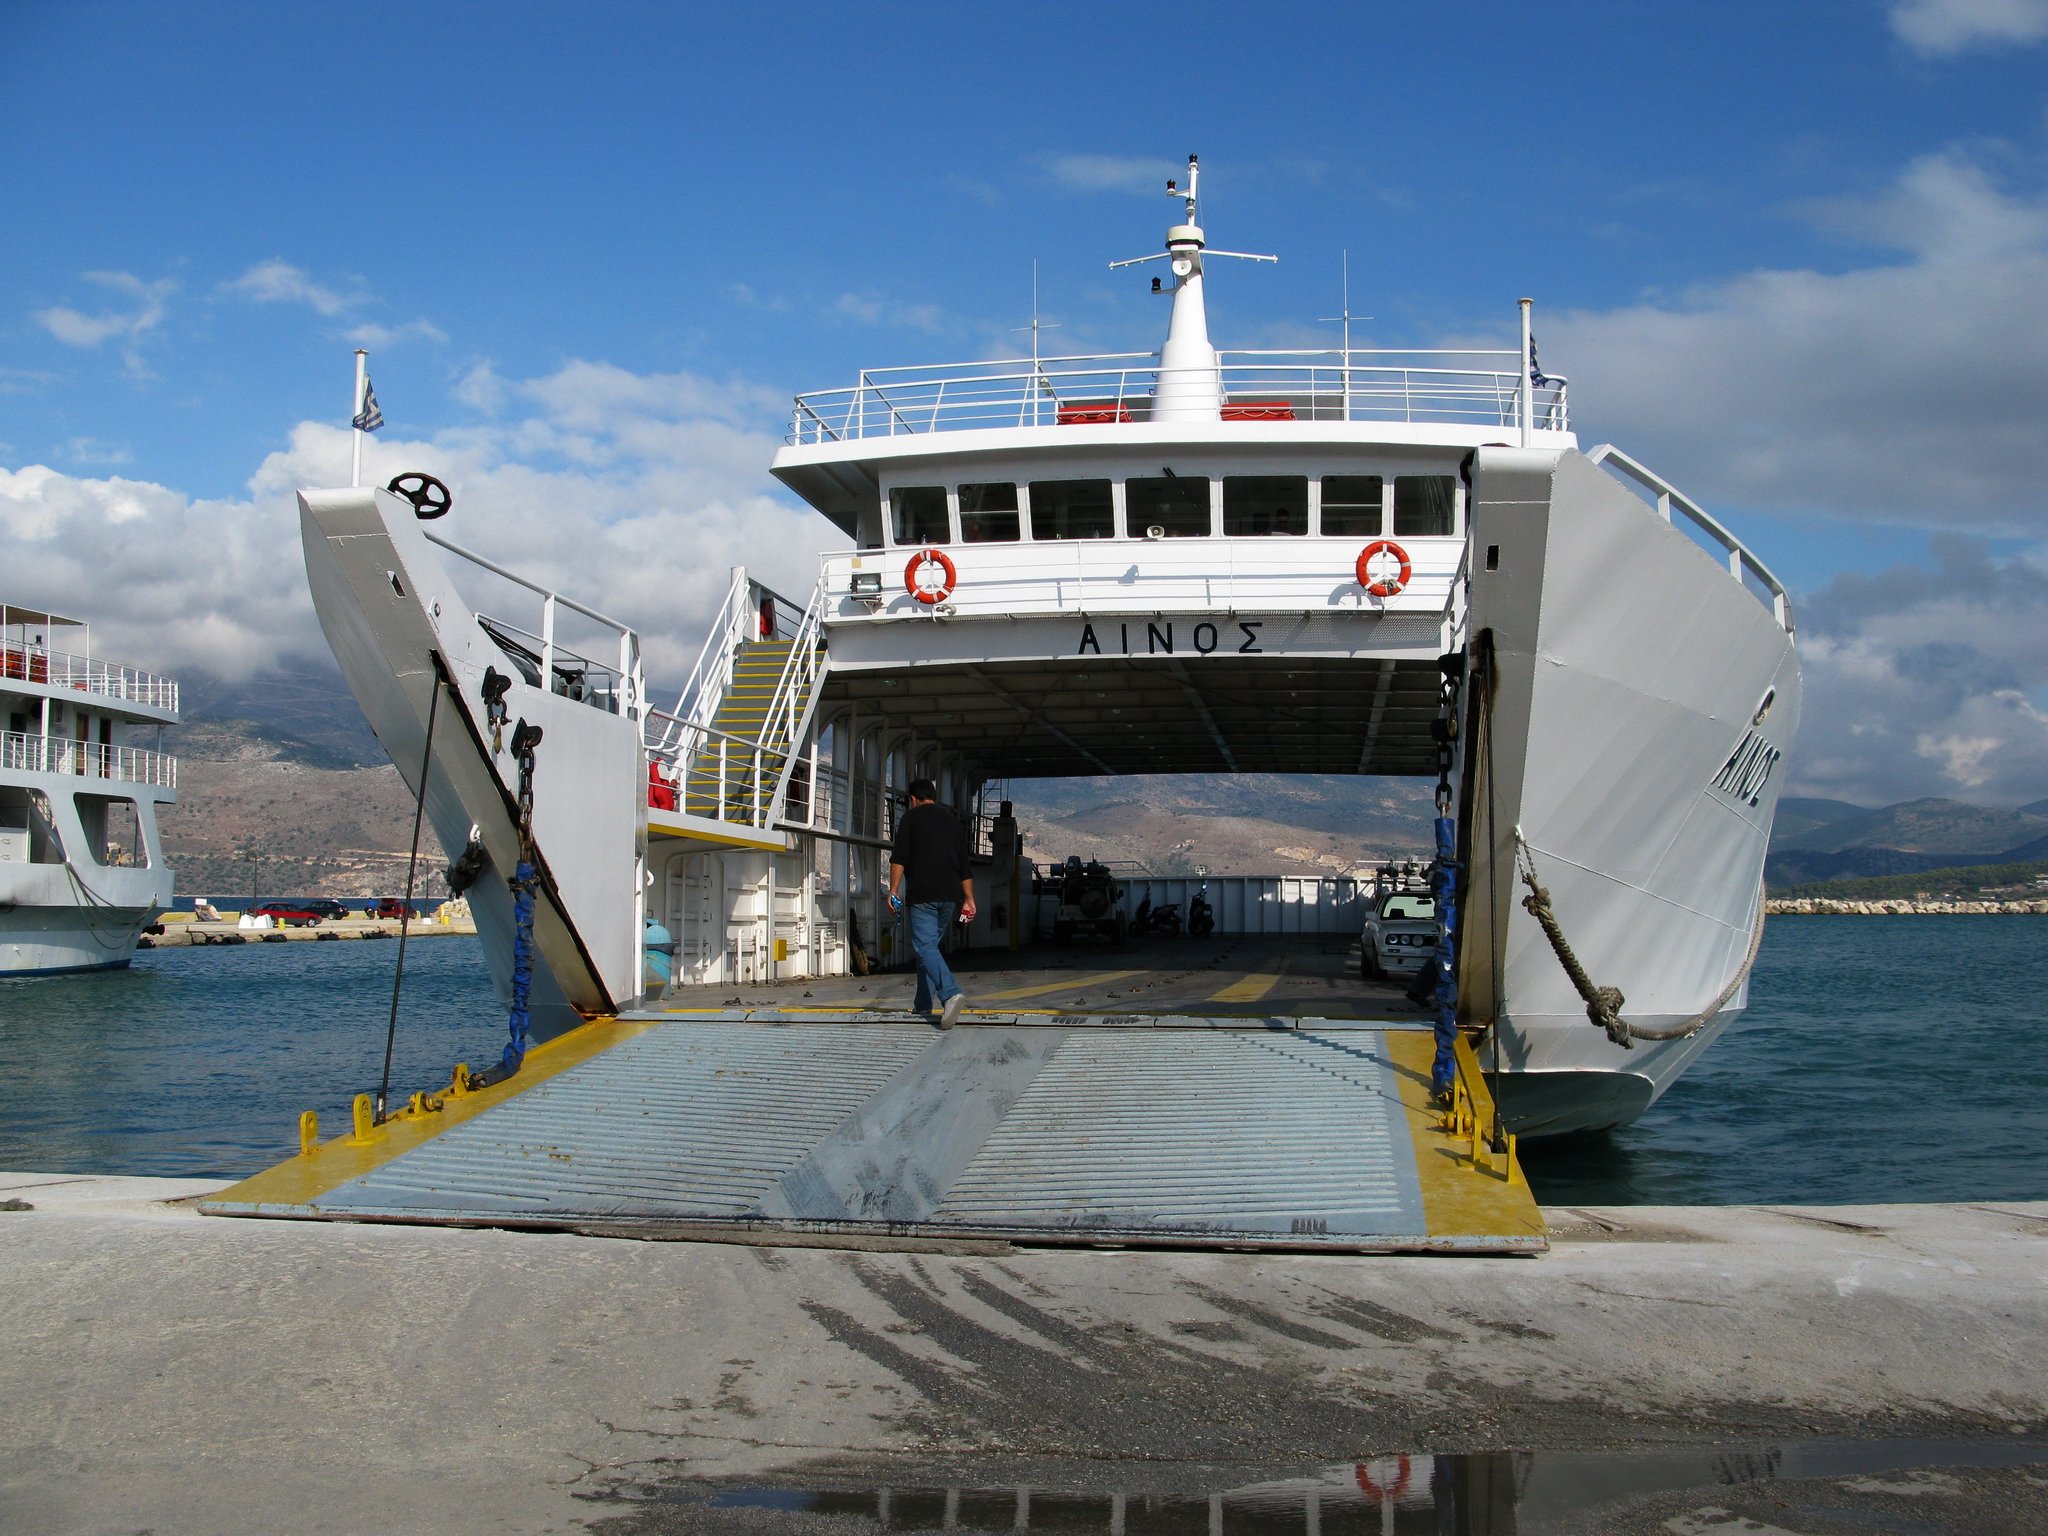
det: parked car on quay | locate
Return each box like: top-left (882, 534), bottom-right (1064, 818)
top-left (248, 898), bottom-right (352, 927)
top-left (372, 898), bottom-right (413, 919)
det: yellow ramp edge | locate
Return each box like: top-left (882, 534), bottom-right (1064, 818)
top-left (200, 1012), bottom-right (659, 1214)
top-left (1387, 1030), bottom-right (1547, 1248)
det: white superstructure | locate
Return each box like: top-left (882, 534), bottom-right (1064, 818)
top-left (299, 158), bottom-right (1797, 1135)
top-left (1, 604), bottom-right (179, 975)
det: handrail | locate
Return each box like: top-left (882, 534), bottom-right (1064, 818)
top-left (1585, 445), bottom-right (1795, 634)
top-left (1, 730), bottom-right (177, 788)
top-left (1, 644), bottom-right (179, 711)
top-left (787, 348), bottom-right (1571, 443)
top-left (423, 529), bottom-right (637, 637)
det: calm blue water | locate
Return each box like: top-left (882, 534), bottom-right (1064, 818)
top-left (1, 917), bottom-right (2043, 1205)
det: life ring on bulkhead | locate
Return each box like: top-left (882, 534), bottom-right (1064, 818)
top-left (1355, 539), bottom-right (1412, 598)
top-left (905, 548), bottom-right (957, 604)
top-left (1355, 1455), bottom-right (1414, 1500)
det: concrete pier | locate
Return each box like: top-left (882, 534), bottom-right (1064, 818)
top-left (1, 1172), bottom-right (2041, 1535)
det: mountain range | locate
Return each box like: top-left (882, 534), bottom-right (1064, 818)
top-left (159, 661), bottom-right (2044, 895)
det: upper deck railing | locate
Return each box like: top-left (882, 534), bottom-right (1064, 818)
top-left (1, 730), bottom-right (178, 788)
top-left (788, 349), bottom-right (1569, 445)
top-left (1, 644), bottom-right (180, 712)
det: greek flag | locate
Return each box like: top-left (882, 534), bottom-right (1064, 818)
top-left (1528, 336), bottom-right (1558, 389)
top-left (352, 377), bottom-right (384, 432)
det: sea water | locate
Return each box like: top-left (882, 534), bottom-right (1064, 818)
top-left (1, 917), bottom-right (2043, 1205)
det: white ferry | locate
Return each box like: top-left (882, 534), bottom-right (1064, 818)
top-left (1, 604), bottom-right (179, 975)
top-left (296, 160), bottom-right (1798, 1152)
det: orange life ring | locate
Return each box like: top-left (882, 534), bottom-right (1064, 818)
top-left (1355, 1455), bottom-right (1413, 1500)
top-left (1355, 539), bottom-right (1411, 598)
top-left (905, 548), bottom-right (957, 604)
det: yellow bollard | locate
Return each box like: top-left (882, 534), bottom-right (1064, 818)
top-left (298, 1109), bottom-right (319, 1156)
top-left (350, 1092), bottom-right (377, 1144)
top-left (447, 1063), bottom-right (471, 1097)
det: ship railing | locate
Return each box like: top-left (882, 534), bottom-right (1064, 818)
top-left (423, 528), bottom-right (646, 719)
top-left (820, 536), bottom-right (1466, 621)
top-left (654, 568), bottom-right (811, 765)
top-left (759, 572), bottom-right (832, 828)
top-left (1, 729), bottom-right (177, 788)
top-left (787, 350), bottom-right (1569, 442)
top-left (642, 710), bottom-right (780, 825)
top-left (1586, 445), bottom-right (1796, 634)
top-left (1, 645), bottom-right (179, 711)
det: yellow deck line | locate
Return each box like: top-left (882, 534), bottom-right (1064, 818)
top-left (202, 1012), bottom-right (662, 1211)
top-left (1385, 1031), bottom-right (1546, 1245)
top-left (1208, 971), bottom-right (1281, 1003)
top-left (973, 969), bottom-right (1146, 1001)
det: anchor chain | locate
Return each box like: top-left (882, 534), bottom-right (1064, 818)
top-left (1514, 831), bottom-right (1766, 1048)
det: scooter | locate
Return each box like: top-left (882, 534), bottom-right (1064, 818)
top-left (1132, 896), bottom-right (1182, 936)
top-left (1186, 885), bottom-right (1215, 938)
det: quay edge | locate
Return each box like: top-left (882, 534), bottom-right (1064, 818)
top-left (1, 1172), bottom-right (2042, 1535)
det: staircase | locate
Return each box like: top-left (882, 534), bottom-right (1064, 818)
top-left (645, 569), bottom-right (828, 841)
top-left (681, 639), bottom-right (799, 821)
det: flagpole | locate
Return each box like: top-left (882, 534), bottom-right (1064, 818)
top-left (352, 349), bottom-right (368, 487)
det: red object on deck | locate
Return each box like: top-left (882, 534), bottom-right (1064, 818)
top-left (2, 647), bottom-right (49, 683)
top-left (647, 759), bottom-right (677, 811)
top-left (1056, 403), bottom-right (1134, 425)
top-left (1221, 400), bottom-right (1295, 421)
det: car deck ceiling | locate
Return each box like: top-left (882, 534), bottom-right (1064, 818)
top-left (818, 655), bottom-right (1444, 778)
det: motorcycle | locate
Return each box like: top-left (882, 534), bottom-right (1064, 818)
top-left (1187, 885), bottom-right (1215, 938)
top-left (1131, 896), bottom-right (1182, 936)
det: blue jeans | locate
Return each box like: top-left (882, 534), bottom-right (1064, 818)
top-left (908, 901), bottom-right (961, 1014)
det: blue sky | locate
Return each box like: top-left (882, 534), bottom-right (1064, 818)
top-left (3, 0), bottom-right (2046, 804)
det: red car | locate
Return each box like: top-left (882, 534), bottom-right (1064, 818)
top-left (373, 898), bottom-right (412, 919)
top-left (248, 899), bottom-right (350, 927)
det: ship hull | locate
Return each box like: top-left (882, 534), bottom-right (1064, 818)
top-left (1462, 448), bottom-right (1800, 1137)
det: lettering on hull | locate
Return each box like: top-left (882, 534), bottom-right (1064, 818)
top-left (1709, 728), bottom-right (1782, 807)
top-left (1077, 620), bottom-right (1261, 656)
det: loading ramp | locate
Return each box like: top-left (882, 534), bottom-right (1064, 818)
top-left (202, 940), bottom-right (1543, 1254)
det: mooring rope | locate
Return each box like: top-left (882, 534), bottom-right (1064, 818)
top-left (376, 676), bottom-right (442, 1121)
top-left (1514, 829), bottom-right (1767, 1048)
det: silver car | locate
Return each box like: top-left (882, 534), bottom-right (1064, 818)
top-left (1360, 888), bottom-right (1439, 979)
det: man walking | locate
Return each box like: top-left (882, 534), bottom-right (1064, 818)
top-left (888, 778), bottom-right (976, 1028)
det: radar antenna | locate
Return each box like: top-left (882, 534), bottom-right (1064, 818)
top-left (1106, 155), bottom-right (1274, 422)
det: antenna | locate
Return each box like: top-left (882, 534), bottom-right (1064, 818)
top-left (1110, 153), bottom-right (1277, 272)
top-left (1317, 251), bottom-right (1372, 418)
top-left (1010, 261), bottom-right (1062, 424)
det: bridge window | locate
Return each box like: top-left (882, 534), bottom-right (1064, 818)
top-left (1126, 475), bottom-right (1211, 537)
top-left (1030, 479), bottom-right (1115, 540)
top-left (959, 482), bottom-right (1020, 543)
top-left (1224, 475), bottom-right (1308, 536)
top-left (889, 486), bottom-right (950, 545)
top-left (1394, 475), bottom-right (1457, 537)
top-left (1320, 475), bottom-right (1384, 537)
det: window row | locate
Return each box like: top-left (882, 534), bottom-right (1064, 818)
top-left (887, 474), bottom-right (1458, 547)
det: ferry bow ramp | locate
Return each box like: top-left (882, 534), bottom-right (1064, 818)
top-left (202, 959), bottom-right (1544, 1253)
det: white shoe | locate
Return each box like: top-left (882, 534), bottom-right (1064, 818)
top-left (939, 994), bottom-right (965, 1030)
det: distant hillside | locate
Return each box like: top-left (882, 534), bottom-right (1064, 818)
top-left (1775, 859), bottom-right (2048, 903)
top-left (1765, 795), bottom-right (2048, 888)
top-left (180, 657), bottom-right (386, 768)
top-left (1770, 796), bottom-right (1873, 844)
top-left (162, 718), bottom-right (445, 900)
top-left (1005, 774), bottom-right (1437, 876)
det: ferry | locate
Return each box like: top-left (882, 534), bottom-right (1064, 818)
top-left (1, 604), bottom-right (179, 974)
top-left (252, 161), bottom-right (1798, 1250)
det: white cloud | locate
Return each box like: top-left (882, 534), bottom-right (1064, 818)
top-left (1543, 150), bottom-right (2048, 533)
top-left (35, 271), bottom-right (174, 365)
top-left (62, 437), bottom-right (131, 466)
top-left (223, 260), bottom-right (357, 316)
top-left (1792, 538), bottom-right (2048, 806)
top-left (0, 361), bottom-right (833, 693)
top-left (345, 319), bottom-right (449, 349)
top-left (1044, 154), bottom-right (1174, 195)
top-left (1890, 0), bottom-right (2048, 55)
